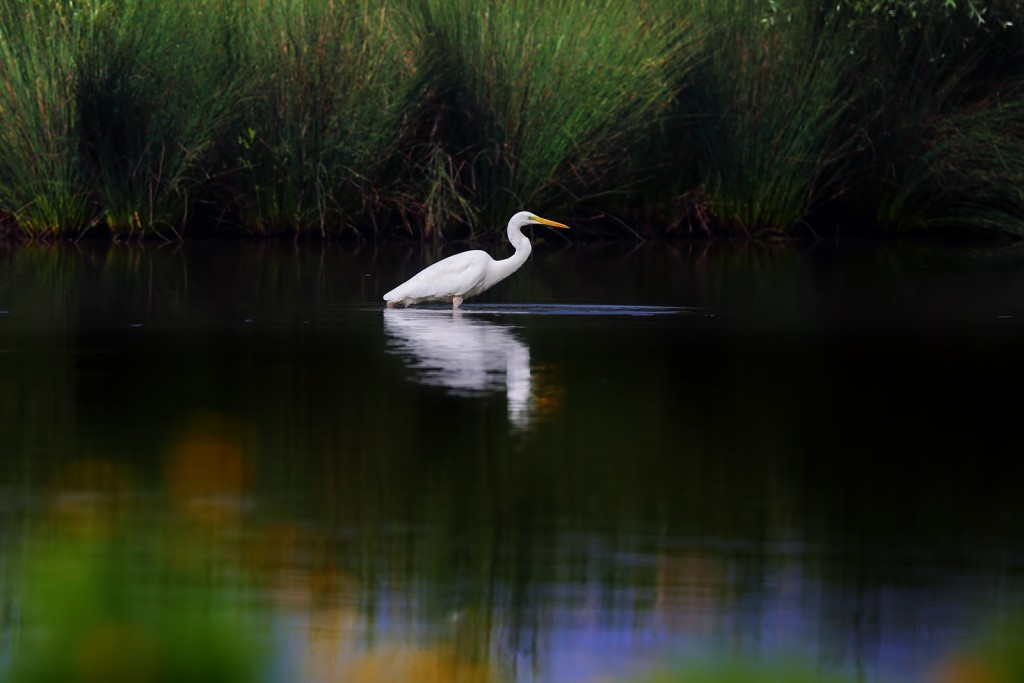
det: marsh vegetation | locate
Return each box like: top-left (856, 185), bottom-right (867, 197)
top-left (0, 0), bottom-right (1022, 240)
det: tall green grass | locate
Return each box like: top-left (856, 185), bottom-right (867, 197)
top-left (0, 0), bottom-right (1022, 240)
top-left (685, 0), bottom-right (860, 234)
top-left (222, 0), bottom-right (418, 237)
top-left (401, 0), bottom-right (699, 236)
top-left (0, 1), bottom-right (91, 237)
top-left (0, 0), bottom-right (238, 239)
top-left (73, 0), bottom-right (238, 239)
top-left (843, 2), bottom-right (1024, 236)
top-left (862, 90), bottom-right (1024, 236)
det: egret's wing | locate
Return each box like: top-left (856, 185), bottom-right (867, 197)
top-left (385, 251), bottom-right (490, 301)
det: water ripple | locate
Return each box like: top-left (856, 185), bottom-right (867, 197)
top-left (385, 303), bottom-right (699, 317)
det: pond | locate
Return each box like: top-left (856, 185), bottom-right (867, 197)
top-left (1, 238), bottom-right (1024, 683)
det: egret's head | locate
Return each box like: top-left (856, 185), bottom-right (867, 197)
top-left (513, 211), bottom-right (570, 230)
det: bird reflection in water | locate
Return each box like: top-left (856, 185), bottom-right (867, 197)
top-left (383, 309), bottom-right (551, 430)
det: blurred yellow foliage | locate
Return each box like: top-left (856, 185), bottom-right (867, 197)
top-left (165, 415), bottom-right (252, 525)
top-left (932, 655), bottom-right (1006, 683)
top-left (325, 647), bottom-right (492, 683)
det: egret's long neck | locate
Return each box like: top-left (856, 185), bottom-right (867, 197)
top-left (486, 222), bottom-right (532, 287)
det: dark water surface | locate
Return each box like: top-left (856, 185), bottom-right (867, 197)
top-left (2, 239), bottom-right (1024, 682)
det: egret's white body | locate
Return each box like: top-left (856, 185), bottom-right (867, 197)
top-left (383, 211), bottom-right (569, 309)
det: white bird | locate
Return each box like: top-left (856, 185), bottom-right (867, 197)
top-left (383, 211), bottom-right (570, 309)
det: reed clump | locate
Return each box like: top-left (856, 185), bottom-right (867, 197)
top-left (398, 0), bottom-right (698, 237)
top-left (220, 0), bottom-right (418, 237)
top-left (0, 0), bottom-right (90, 237)
top-left (841, 0), bottom-right (1024, 236)
top-left (74, 0), bottom-right (239, 239)
top-left (0, 0), bottom-right (1021, 241)
top-left (682, 0), bottom-right (861, 234)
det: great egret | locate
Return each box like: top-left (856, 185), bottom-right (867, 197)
top-left (383, 211), bottom-right (570, 309)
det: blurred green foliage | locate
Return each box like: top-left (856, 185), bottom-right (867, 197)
top-left (8, 540), bottom-right (262, 683)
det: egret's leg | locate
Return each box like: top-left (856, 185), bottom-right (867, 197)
top-left (386, 301), bottom-right (397, 308)
top-left (452, 296), bottom-right (464, 310)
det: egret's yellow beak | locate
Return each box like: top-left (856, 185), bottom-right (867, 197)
top-left (531, 216), bottom-right (570, 229)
